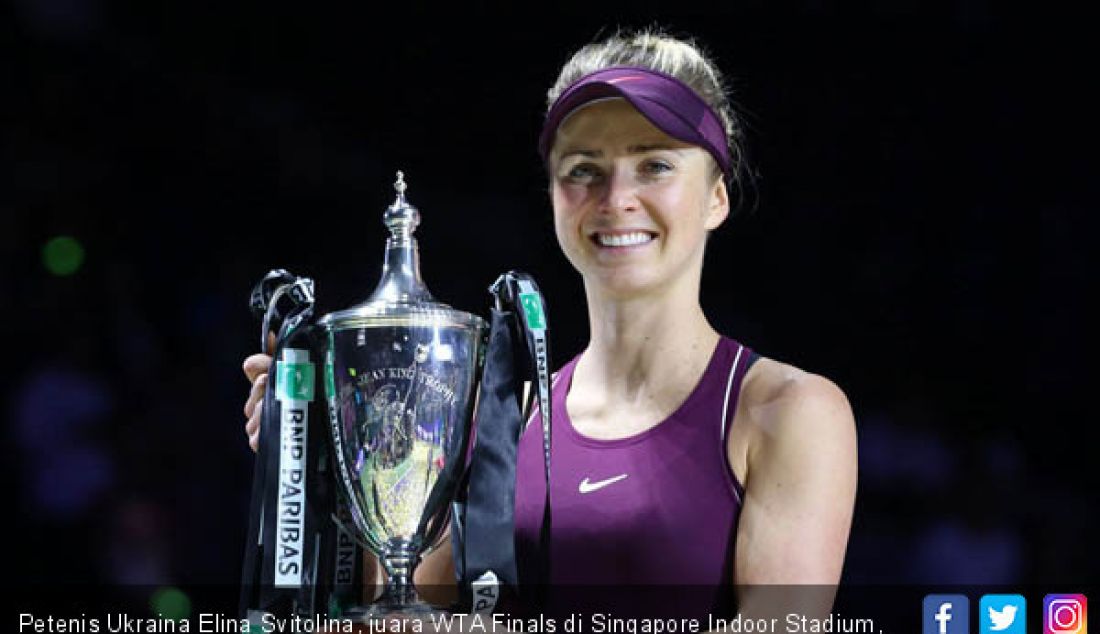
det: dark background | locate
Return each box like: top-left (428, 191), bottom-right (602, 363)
top-left (4, 0), bottom-right (1096, 599)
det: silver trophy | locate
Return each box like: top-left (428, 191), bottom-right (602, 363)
top-left (317, 172), bottom-right (487, 617)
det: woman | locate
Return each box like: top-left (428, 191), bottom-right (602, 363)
top-left (243, 28), bottom-right (857, 619)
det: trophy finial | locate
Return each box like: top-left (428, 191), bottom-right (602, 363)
top-left (372, 169), bottom-right (431, 298)
top-left (385, 168), bottom-right (419, 237)
top-left (395, 170), bottom-right (407, 198)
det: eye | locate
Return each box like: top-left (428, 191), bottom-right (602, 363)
top-left (641, 159), bottom-right (674, 176)
top-left (561, 162), bottom-right (604, 185)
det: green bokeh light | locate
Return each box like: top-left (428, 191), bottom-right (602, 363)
top-left (42, 236), bottom-right (85, 276)
top-left (149, 586), bottom-right (191, 621)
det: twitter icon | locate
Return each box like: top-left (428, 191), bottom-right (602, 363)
top-left (980, 595), bottom-right (1026, 634)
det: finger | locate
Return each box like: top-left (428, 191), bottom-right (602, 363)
top-left (243, 354), bottom-right (272, 384)
top-left (247, 400), bottom-right (263, 453)
top-left (245, 404), bottom-right (261, 436)
top-left (243, 374), bottom-right (268, 419)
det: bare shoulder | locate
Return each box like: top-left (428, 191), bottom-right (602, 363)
top-left (729, 356), bottom-right (857, 586)
top-left (738, 357), bottom-right (856, 461)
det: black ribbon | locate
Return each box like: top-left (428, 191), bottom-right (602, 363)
top-left (240, 306), bottom-right (313, 619)
top-left (459, 309), bottom-right (524, 594)
top-left (453, 271), bottom-right (552, 613)
top-left (240, 271), bottom-right (359, 620)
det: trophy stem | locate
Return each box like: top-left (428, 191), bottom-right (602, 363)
top-left (352, 543), bottom-right (435, 618)
top-left (344, 544), bottom-right (433, 622)
top-left (380, 549), bottom-right (422, 609)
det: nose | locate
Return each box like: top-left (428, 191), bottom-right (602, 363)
top-left (597, 164), bottom-right (640, 214)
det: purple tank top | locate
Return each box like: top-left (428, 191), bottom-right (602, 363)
top-left (513, 336), bottom-right (755, 618)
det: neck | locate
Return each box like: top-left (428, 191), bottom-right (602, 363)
top-left (577, 274), bottom-right (720, 397)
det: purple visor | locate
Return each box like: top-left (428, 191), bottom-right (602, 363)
top-left (538, 66), bottom-right (731, 179)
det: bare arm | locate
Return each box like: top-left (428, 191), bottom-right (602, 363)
top-left (731, 369), bottom-right (858, 619)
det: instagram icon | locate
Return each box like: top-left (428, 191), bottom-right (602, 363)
top-left (1045, 594), bottom-right (1088, 634)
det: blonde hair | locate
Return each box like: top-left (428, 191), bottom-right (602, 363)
top-left (548, 27), bottom-right (755, 210)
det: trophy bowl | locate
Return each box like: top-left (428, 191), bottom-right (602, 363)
top-left (317, 172), bottom-right (487, 619)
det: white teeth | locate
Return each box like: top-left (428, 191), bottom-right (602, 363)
top-left (596, 232), bottom-right (653, 247)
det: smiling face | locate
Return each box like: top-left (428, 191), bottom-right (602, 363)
top-left (549, 98), bottom-right (730, 300)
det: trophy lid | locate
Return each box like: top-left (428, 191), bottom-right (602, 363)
top-left (317, 171), bottom-right (486, 331)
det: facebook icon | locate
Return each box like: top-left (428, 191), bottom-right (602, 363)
top-left (924, 595), bottom-right (970, 634)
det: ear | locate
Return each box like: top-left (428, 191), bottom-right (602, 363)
top-left (704, 174), bottom-right (730, 231)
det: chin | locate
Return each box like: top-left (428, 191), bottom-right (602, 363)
top-left (584, 270), bottom-right (666, 299)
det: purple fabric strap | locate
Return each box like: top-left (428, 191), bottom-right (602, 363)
top-left (538, 66), bottom-right (731, 179)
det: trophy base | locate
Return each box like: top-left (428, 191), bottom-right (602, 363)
top-left (344, 600), bottom-right (442, 623)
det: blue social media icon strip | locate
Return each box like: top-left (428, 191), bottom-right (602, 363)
top-left (925, 595), bottom-right (971, 634)
top-left (980, 595), bottom-right (1026, 634)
